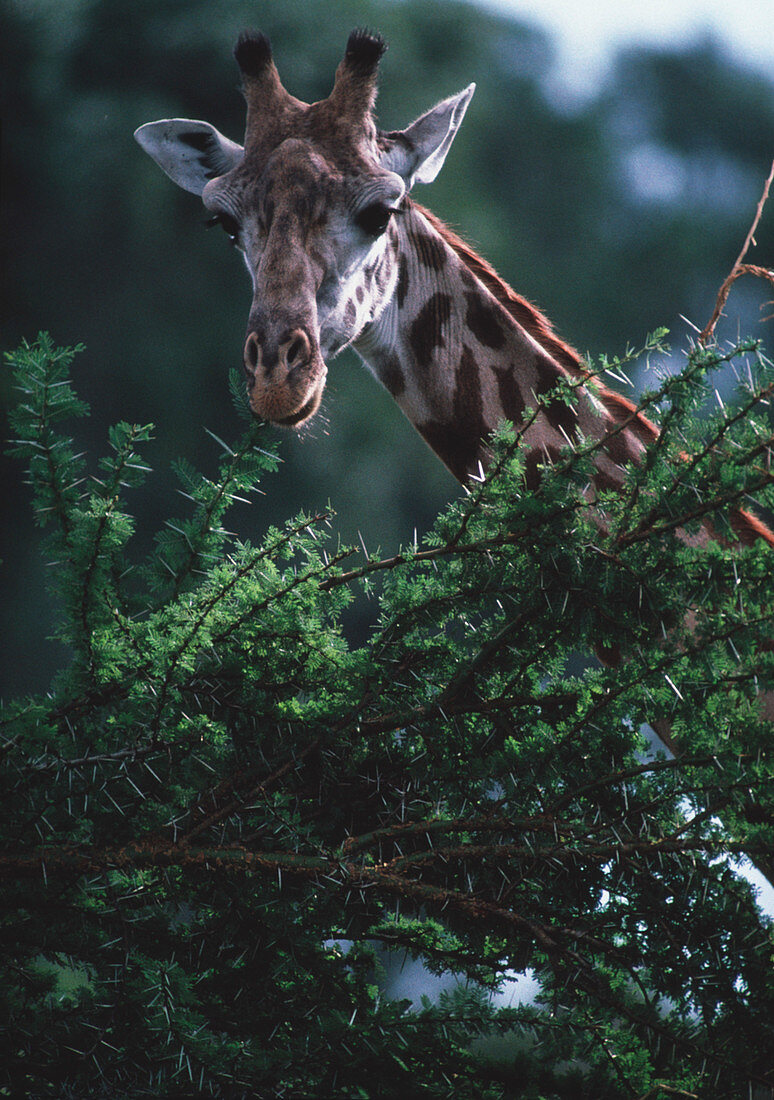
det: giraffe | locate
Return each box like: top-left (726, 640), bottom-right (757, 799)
top-left (134, 29), bottom-right (770, 539)
top-left (134, 26), bottom-right (773, 545)
top-left (134, 30), bottom-right (655, 490)
top-left (136, 28), bottom-right (774, 882)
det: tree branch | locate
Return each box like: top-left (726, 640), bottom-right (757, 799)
top-left (699, 158), bottom-right (774, 345)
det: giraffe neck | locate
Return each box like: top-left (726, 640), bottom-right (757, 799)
top-left (354, 201), bottom-right (649, 486)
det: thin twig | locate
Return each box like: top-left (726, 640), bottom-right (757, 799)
top-left (699, 158), bottom-right (774, 345)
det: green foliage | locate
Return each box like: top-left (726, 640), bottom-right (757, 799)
top-left (2, 334), bottom-right (774, 1097)
top-left (5, 0), bottom-right (774, 701)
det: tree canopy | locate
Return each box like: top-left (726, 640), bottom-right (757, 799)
top-left (2, 330), bottom-right (773, 1097)
top-left (3, 4), bottom-right (774, 1093)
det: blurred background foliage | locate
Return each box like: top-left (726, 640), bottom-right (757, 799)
top-left (2, 0), bottom-right (774, 697)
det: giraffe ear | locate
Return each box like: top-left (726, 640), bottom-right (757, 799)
top-left (380, 84), bottom-right (475, 188)
top-left (134, 119), bottom-right (244, 195)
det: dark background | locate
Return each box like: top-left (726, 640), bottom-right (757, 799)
top-left (3, 0), bottom-right (774, 697)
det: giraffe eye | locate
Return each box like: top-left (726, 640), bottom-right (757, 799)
top-left (205, 213), bottom-right (240, 244)
top-left (355, 203), bottom-right (395, 238)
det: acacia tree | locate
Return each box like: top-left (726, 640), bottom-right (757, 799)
top-left (1, 327), bottom-right (773, 1099)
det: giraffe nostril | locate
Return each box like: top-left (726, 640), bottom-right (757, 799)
top-left (286, 337), bottom-right (305, 366)
top-left (244, 332), bottom-right (260, 376)
top-left (283, 329), bottom-right (311, 371)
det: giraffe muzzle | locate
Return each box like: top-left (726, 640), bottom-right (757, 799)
top-left (243, 327), bottom-right (327, 426)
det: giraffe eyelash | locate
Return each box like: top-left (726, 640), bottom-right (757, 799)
top-left (355, 202), bottom-right (400, 238)
top-left (205, 213), bottom-right (240, 244)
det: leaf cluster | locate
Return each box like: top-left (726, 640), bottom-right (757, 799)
top-left (1, 334), bottom-right (773, 1098)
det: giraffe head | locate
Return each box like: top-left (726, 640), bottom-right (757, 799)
top-left (135, 30), bottom-right (474, 426)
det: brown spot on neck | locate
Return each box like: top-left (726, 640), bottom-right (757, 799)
top-left (396, 253), bottom-right (410, 309)
top-left (534, 362), bottom-right (579, 442)
top-left (411, 227), bottom-right (448, 271)
top-left (490, 362), bottom-right (526, 425)
top-left (417, 419), bottom-right (487, 481)
top-left (409, 291), bottom-right (452, 369)
top-left (454, 344), bottom-right (487, 439)
top-left (464, 292), bottom-right (507, 350)
top-left (374, 352), bottom-right (406, 397)
top-left (522, 445), bottom-right (562, 491)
